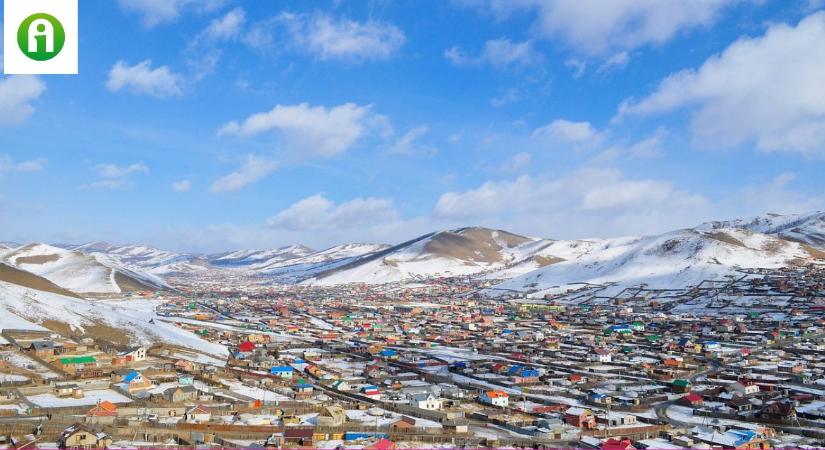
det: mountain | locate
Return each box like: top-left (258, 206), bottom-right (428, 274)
top-left (489, 226), bottom-right (824, 298)
top-left (209, 245), bottom-right (316, 268)
top-left (306, 227), bottom-right (561, 285)
top-left (698, 211), bottom-right (825, 248)
top-left (1, 243), bottom-right (168, 294)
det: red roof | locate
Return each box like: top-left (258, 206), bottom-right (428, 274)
top-left (239, 341), bottom-right (255, 352)
top-left (683, 393), bottom-right (703, 403)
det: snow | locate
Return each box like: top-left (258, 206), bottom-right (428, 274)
top-left (3, 243), bottom-right (166, 293)
top-left (490, 227), bottom-right (815, 297)
top-left (27, 389), bottom-right (133, 407)
top-left (0, 283), bottom-right (228, 362)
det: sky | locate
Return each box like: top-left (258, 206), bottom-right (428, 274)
top-left (2, 0), bottom-right (825, 253)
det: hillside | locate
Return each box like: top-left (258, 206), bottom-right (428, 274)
top-left (698, 211), bottom-right (825, 248)
top-left (2, 243), bottom-right (168, 294)
top-left (0, 279), bottom-right (227, 363)
top-left (489, 227), bottom-right (824, 298)
top-left (307, 227), bottom-right (557, 285)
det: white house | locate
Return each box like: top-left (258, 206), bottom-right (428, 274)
top-left (590, 349), bottom-right (612, 363)
top-left (728, 379), bottom-right (760, 396)
top-left (121, 346), bottom-right (147, 362)
top-left (185, 405), bottom-right (212, 423)
top-left (409, 393), bottom-right (442, 410)
top-left (479, 390), bottom-right (509, 407)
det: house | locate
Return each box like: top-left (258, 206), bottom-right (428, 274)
top-left (602, 438), bottom-right (636, 450)
top-left (185, 405), bottom-right (212, 423)
top-left (270, 366), bottom-right (294, 379)
top-left (679, 393), bottom-right (704, 407)
top-left (57, 423), bottom-right (112, 450)
top-left (408, 392), bottom-right (442, 410)
top-left (564, 407), bottom-right (596, 429)
top-left (761, 401), bottom-right (796, 421)
top-left (727, 396), bottom-right (753, 413)
top-left (331, 379), bottom-right (351, 391)
top-left (55, 384), bottom-right (83, 399)
top-left (365, 438), bottom-right (396, 450)
top-left (390, 416), bottom-right (416, 429)
top-left (29, 341), bottom-right (58, 358)
top-left (120, 346), bottom-right (147, 362)
top-left (671, 379), bottom-right (691, 393)
top-left (590, 348), bottom-right (612, 363)
top-left (693, 429), bottom-right (769, 449)
top-left (58, 356), bottom-right (98, 374)
top-left (479, 390), bottom-right (509, 407)
top-left (238, 341), bottom-right (255, 353)
top-left (360, 385), bottom-right (382, 400)
top-left (316, 405), bottom-right (345, 427)
top-left (293, 383), bottom-right (313, 399)
top-left (283, 428), bottom-right (313, 447)
top-left (598, 412), bottom-right (637, 427)
top-left (123, 371), bottom-right (153, 393)
top-left (728, 379), bottom-right (760, 396)
top-left (164, 385), bottom-right (199, 403)
top-left (86, 401), bottom-right (118, 425)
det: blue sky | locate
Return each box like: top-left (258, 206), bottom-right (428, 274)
top-left (2, 0), bottom-right (825, 252)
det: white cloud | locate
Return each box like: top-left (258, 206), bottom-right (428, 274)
top-left (446, 38), bottom-right (539, 68)
top-left (118, 0), bottom-right (227, 27)
top-left (433, 168), bottom-right (710, 238)
top-left (172, 179), bottom-right (192, 192)
top-left (278, 12), bottom-right (406, 62)
top-left (503, 152), bottom-right (532, 172)
top-left (461, 0), bottom-right (742, 56)
top-left (618, 12), bottom-right (825, 156)
top-left (211, 154), bottom-right (279, 193)
top-left (204, 7), bottom-right (246, 41)
top-left (94, 162), bottom-right (149, 178)
top-left (219, 102), bottom-right (374, 157)
top-left (267, 193), bottom-right (399, 231)
top-left (595, 127), bottom-right (667, 161)
top-left (0, 76), bottom-right (46, 126)
top-left (83, 162), bottom-right (149, 190)
top-left (387, 126), bottom-right (437, 156)
top-left (532, 119), bottom-right (605, 147)
top-left (106, 60), bottom-right (183, 98)
top-left (0, 155), bottom-right (47, 174)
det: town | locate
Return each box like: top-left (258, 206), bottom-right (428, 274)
top-left (0, 265), bottom-right (823, 449)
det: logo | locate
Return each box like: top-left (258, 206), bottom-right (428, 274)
top-left (17, 13), bottom-right (66, 61)
top-left (4, 0), bottom-right (78, 74)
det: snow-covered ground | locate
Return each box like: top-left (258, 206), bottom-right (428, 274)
top-left (26, 389), bottom-right (133, 407)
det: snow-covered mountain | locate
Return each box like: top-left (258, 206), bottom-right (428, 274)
top-left (1, 243), bottom-right (168, 294)
top-left (307, 227), bottom-right (562, 285)
top-left (209, 245), bottom-right (316, 268)
top-left (489, 226), bottom-right (823, 297)
top-left (698, 211), bottom-right (825, 248)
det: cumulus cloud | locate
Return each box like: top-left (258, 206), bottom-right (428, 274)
top-left (211, 154), bottom-right (279, 193)
top-left (532, 119), bottom-right (606, 147)
top-left (0, 76), bottom-right (46, 126)
top-left (432, 168), bottom-right (709, 237)
top-left (83, 162), bottom-right (149, 190)
top-left (445, 38), bottom-right (539, 68)
top-left (459, 0), bottom-right (742, 56)
top-left (118, 0), bottom-right (227, 27)
top-left (106, 60), bottom-right (183, 98)
top-left (267, 194), bottom-right (399, 231)
top-left (219, 102), bottom-right (375, 157)
top-left (172, 179), bottom-right (192, 192)
top-left (502, 152), bottom-right (532, 172)
top-left (617, 12), bottom-right (825, 156)
top-left (276, 12), bottom-right (406, 62)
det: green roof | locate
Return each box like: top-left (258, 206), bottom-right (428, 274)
top-left (60, 356), bottom-right (96, 365)
top-left (673, 379), bottom-right (690, 387)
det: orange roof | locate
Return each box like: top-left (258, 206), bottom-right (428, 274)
top-left (486, 390), bottom-right (509, 398)
top-left (87, 401), bottom-right (118, 416)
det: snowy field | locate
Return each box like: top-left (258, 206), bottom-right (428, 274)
top-left (27, 389), bottom-right (134, 407)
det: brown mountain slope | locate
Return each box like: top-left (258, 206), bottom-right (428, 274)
top-left (0, 263), bottom-right (82, 298)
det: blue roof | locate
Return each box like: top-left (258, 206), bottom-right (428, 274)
top-left (270, 366), bottom-right (294, 373)
top-left (124, 371), bottom-right (140, 383)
